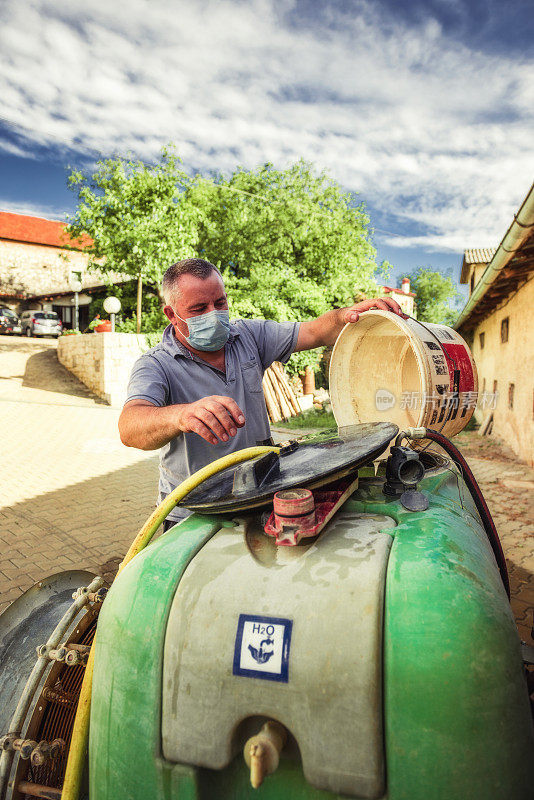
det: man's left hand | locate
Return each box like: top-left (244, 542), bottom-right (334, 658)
top-left (343, 297), bottom-right (406, 324)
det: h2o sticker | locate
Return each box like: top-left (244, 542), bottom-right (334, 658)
top-left (233, 614), bottom-right (293, 682)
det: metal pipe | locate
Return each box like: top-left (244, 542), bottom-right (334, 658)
top-left (454, 182), bottom-right (534, 330)
top-left (0, 576), bottom-right (103, 800)
top-left (17, 781), bottom-right (61, 800)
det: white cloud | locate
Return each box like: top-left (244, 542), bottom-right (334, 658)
top-left (0, 198), bottom-right (68, 220)
top-left (0, 0), bottom-right (532, 252)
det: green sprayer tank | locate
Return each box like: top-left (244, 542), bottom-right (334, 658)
top-left (88, 444), bottom-right (533, 800)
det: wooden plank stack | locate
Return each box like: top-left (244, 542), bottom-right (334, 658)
top-left (262, 361), bottom-right (301, 423)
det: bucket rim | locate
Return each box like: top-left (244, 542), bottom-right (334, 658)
top-left (329, 310), bottom-right (433, 429)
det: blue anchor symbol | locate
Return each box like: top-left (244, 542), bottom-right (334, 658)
top-left (248, 637), bottom-right (274, 664)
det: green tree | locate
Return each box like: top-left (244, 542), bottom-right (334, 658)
top-left (66, 148), bottom-right (197, 332)
top-left (187, 160), bottom-right (380, 373)
top-left (67, 150), bottom-right (382, 374)
top-left (405, 267), bottom-right (462, 326)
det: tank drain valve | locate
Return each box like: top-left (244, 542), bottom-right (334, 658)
top-left (243, 721), bottom-right (287, 789)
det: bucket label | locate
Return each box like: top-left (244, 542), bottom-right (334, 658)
top-left (431, 353), bottom-right (448, 376)
top-left (432, 327), bottom-right (456, 342)
top-left (233, 614), bottom-right (293, 682)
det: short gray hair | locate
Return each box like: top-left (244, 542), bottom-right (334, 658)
top-left (162, 258), bottom-right (222, 305)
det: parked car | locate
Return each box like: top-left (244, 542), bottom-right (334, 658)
top-left (0, 307), bottom-right (22, 335)
top-left (20, 310), bottom-right (63, 338)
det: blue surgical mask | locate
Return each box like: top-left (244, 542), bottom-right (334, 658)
top-left (176, 308), bottom-right (230, 351)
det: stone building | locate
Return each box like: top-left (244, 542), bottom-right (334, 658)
top-left (455, 183), bottom-right (534, 465)
top-left (0, 211), bottom-right (124, 329)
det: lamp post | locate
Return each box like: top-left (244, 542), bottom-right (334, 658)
top-left (103, 296), bottom-right (122, 332)
top-left (70, 280), bottom-right (83, 331)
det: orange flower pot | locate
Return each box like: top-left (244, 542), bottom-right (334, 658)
top-left (95, 320), bottom-right (112, 333)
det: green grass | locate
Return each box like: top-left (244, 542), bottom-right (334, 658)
top-left (276, 407), bottom-right (337, 429)
top-left (463, 414), bottom-right (480, 431)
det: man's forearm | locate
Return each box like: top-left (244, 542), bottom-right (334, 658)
top-left (295, 308), bottom-right (346, 351)
top-left (295, 297), bottom-right (405, 351)
top-left (119, 403), bottom-right (183, 450)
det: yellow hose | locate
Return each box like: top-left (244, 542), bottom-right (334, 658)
top-left (61, 445), bottom-right (279, 800)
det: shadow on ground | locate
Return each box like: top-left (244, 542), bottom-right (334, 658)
top-left (22, 347), bottom-right (106, 403)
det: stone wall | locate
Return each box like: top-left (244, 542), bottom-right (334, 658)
top-left (468, 277), bottom-right (534, 466)
top-left (0, 240), bottom-right (91, 301)
top-left (0, 239), bottom-right (126, 308)
top-left (57, 332), bottom-right (149, 407)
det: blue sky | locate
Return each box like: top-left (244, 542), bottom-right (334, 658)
top-left (1, 0), bottom-right (533, 298)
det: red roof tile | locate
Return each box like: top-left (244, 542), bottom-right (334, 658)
top-left (0, 211), bottom-right (92, 250)
top-left (382, 285), bottom-right (416, 297)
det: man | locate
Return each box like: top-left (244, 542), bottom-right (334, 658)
top-left (119, 258), bottom-right (403, 528)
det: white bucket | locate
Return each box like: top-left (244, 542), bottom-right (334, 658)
top-left (329, 311), bottom-right (478, 440)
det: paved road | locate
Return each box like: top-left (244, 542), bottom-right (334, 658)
top-left (0, 335), bottom-right (533, 647)
top-left (0, 335), bottom-right (159, 611)
top-left (451, 428), bottom-right (534, 645)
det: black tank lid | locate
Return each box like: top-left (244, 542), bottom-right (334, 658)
top-left (179, 421), bottom-right (398, 513)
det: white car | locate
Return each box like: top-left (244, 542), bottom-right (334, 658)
top-left (20, 310), bottom-right (63, 338)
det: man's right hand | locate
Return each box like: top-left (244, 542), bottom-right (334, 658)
top-left (176, 396), bottom-right (246, 445)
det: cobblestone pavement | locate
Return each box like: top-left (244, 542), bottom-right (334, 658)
top-left (453, 429), bottom-right (534, 645)
top-left (0, 335), bottom-right (159, 612)
top-left (1, 336), bottom-right (533, 650)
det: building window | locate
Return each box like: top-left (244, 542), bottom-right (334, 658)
top-left (508, 384), bottom-right (514, 409)
top-left (470, 272), bottom-right (475, 294)
top-left (479, 332), bottom-right (485, 349)
top-left (500, 317), bottom-right (509, 343)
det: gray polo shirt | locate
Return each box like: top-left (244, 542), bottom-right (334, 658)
top-left (126, 319), bottom-right (300, 521)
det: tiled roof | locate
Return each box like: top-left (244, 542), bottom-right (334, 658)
top-left (382, 285), bottom-right (416, 297)
top-left (0, 211), bottom-right (92, 250)
top-left (462, 248), bottom-right (496, 265)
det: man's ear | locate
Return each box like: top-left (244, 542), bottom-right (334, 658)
top-left (163, 306), bottom-right (175, 323)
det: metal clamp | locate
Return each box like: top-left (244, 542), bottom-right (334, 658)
top-left (64, 649), bottom-right (88, 667)
top-left (36, 642), bottom-right (90, 666)
top-left (2, 739), bottom-right (38, 760)
top-left (0, 735), bottom-right (17, 753)
top-left (30, 739), bottom-right (65, 767)
top-left (72, 585), bottom-right (107, 603)
top-left (36, 645), bottom-right (67, 662)
top-left (0, 736), bottom-right (65, 766)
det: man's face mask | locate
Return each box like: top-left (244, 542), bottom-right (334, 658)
top-left (175, 308), bottom-right (230, 352)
